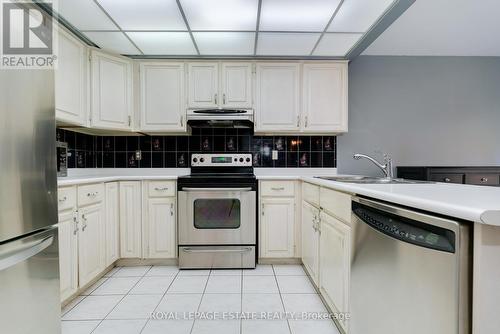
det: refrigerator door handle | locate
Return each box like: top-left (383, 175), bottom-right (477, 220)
top-left (0, 235), bottom-right (54, 271)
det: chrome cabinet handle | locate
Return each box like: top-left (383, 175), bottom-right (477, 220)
top-left (444, 178), bottom-right (451, 183)
top-left (214, 93), bottom-right (218, 105)
top-left (223, 93), bottom-right (226, 104)
top-left (296, 116), bottom-right (300, 127)
top-left (59, 196), bottom-right (67, 202)
top-left (170, 203), bottom-right (174, 216)
top-left (81, 214), bottom-right (87, 232)
top-left (480, 177), bottom-right (488, 183)
top-left (180, 115), bottom-right (184, 127)
top-left (87, 192), bottom-right (98, 197)
top-left (271, 187), bottom-right (285, 191)
top-left (305, 116), bottom-right (308, 127)
top-left (154, 187), bottom-right (169, 191)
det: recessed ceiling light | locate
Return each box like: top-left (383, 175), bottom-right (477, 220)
top-left (180, 0), bottom-right (259, 30)
top-left (97, 0), bottom-right (186, 31)
top-left (328, 0), bottom-right (396, 33)
top-left (127, 32), bottom-right (197, 55)
top-left (313, 33), bottom-right (363, 56)
top-left (260, 0), bottom-right (341, 32)
top-left (83, 32), bottom-right (140, 55)
top-left (257, 33), bottom-right (320, 56)
top-left (193, 32), bottom-right (255, 55)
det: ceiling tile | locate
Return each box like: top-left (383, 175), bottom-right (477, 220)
top-left (260, 0), bottom-right (341, 32)
top-left (58, 0), bottom-right (117, 30)
top-left (97, 0), bottom-right (186, 31)
top-left (180, 0), bottom-right (258, 30)
top-left (257, 33), bottom-right (320, 56)
top-left (328, 0), bottom-right (396, 33)
top-left (83, 32), bottom-right (140, 55)
top-left (313, 33), bottom-right (362, 56)
top-left (193, 32), bottom-right (255, 55)
top-left (127, 32), bottom-right (197, 55)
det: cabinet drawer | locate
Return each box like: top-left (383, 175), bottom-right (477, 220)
top-left (261, 181), bottom-right (295, 197)
top-left (430, 173), bottom-right (464, 184)
top-left (319, 188), bottom-right (351, 223)
top-left (77, 183), bottom-right (104, 206)
top-left (148, 181), bottom-right (176, 197)
top-left (302, 182), bottom-right (320, 207)
top-left (465, 174), bottom-right (499, 186)
top-left (58, 186), bottom-right (77, 212)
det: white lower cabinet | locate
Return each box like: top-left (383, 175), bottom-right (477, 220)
top-left (145, 197), bottom-right (176, 258)
top-left (319, 211), bottom-right (351, 332)
top-left (78, 202), bottom-right (106, 287)
top-left (260, 197), bottom-right (295, 258)
top-left (58, 210), bottom-right (78, 301)
top-left (301, 200), bottom-right (320, 285)
top-left (105, 182), bottom-right (120, 266)
top-left (119, 181), bottom-right (142, 258)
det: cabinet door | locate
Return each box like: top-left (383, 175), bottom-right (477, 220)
top-left (105, 182), bottom-right (119, 266)
top-left (91, 51), bottom-right (133, 130)
top-left (188, 63), bottom-right (219, 108)
top-left (255, 63), bottom-right (300, 132)
top-left (260, 197), bottom-right (295, 258)
top-left (302, 63), bottom-right (348, 133)
top-left (145, 197), bottom-right (176, 258)
top-left (140, 62), bottom-right (186, 132)
top-left (119, 182), bottom-right (142, 258)
top-left (58, 210), bottom-right (78, 301)
top-left (221, 63), bottom-right (252, 108)
top-left (55, 30), bottom-right (87, 126)
top-left (319, 212), bottom-right (351, 329)
top-left (79, 203), bottom-right (105, 287)
top-left (301, 201), bottom-right (320, 285)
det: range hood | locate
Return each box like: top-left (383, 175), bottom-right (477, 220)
top-left (187, 109), bottom-right (254, 128)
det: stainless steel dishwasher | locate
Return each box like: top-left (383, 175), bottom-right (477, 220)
top-left (350, 196), bottom-right (471, 334)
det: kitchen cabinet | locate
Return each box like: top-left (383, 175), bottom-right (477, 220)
top-left (187, 62), bottom-right (219, 108)
top-left (58, 210), bottom-right (78, 301)
top-left (90, 50), bottom-right (133, 131)
top-left (187, 62), bottom-right (253, 109)
top-left (221, 63), bottom-right (253, 108)
top-left (302, 63), bottom-right (348, 133)
top-left (139, 62), bottom-right (186, 132)
top-left (119, 181), bottom-right (142, 258)
top-left (255, 63), bottom-right (300, 132)
top-left (78, 202), bottom-right (106, 287)
top-left (319, 211), bottom-right (351, 332)
top-left (105, 182), bottom-right (119, 266)
top-left (301, 200), bottom-right (320, 285)
top-left (260, 197), bottom-right (295, 258)
top-left (55, 30), bottom-right (87, 126)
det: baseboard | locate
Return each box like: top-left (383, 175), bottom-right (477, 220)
top-left (258, 257), bottom-right (302, 265)
top-left (115, 258), bottom-right (178, 266)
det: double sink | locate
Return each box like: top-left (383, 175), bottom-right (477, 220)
top-left (315, 176), bottom-right (434, 184)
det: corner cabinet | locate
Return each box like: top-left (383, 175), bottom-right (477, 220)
top-left (255, 63), bottom-right (300, 132)
top-left (55, 30), bottom-right (87, 126)
top-left (90, 51), bottom-right (133, 131)
top-left (302, 63), bottom-right (348, 133)
top-left (139, 62), bottom-right (186, 132)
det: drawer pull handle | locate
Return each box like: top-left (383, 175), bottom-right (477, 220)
top-left (59, 196), bottom-right (67, 202)
top-left (480, 177), bottom-right (488, 183)
top-left (271, 187), bottom-right (285, 191)
top-left (87, 192), bottom-right (98, 197)
top-left (443, 178), bottom-right (451, 183)
top-left (154, 187), bottom-right (169, 191)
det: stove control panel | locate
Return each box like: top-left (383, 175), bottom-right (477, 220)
top-left (191, 153), bottom-right (252, 167)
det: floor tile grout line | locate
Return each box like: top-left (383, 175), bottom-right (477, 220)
top-left (189, 270), bottom-right (211, 334)
top-left (140, 267), bottom-right (181, 334)
top-left (273, 265), bottom-right (293, 334)
top-left (89, 266), bottom-right (152, 333)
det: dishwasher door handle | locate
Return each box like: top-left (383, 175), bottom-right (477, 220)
top-left (181, 187), bottom-right (253, 192)
top-left (182, 247), bottom-right (253, 253)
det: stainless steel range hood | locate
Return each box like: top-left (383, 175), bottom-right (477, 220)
top-left (187, 109), bottom-right (254, 128)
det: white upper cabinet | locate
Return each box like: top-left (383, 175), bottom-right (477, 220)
top-left (302, 63), bottom-right (348, 133)
top-left (140, 62), bottom-right (186, 132)
top-left (221, 63), bottom-right (253, 108)
top-left (55, 30), bottom-right (87, 126)
top-left (187, 62), bottom-right (219, 108)
top-left (255, 63), bottom-right (300, 132)
top-left (90, 50), bottom-right (133, 131)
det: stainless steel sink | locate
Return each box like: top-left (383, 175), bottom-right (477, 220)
top-left (314, 176), bottom-right (434, 184)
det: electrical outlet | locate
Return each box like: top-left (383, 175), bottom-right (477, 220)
top-left (135, 150), bottom-right (142, 160)
top-left (272, 150), bottom-right (278, 160)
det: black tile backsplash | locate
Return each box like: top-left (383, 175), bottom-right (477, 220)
top-left (57, 128), bottom-right (336, 169)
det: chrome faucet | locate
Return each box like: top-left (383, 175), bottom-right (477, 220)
top-left (353, 153), bottom-right (394, 179)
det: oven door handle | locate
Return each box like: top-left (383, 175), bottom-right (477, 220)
top-left (182, 247), bottom-right (253, 253)
top-left (181, 187), bottom-right (253, 192)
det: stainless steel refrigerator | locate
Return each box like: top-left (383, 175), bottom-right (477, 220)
top-left (0, 69), bottom-right (61, 333)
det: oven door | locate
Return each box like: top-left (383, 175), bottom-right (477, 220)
top-left (178, 187), bottom-right (256, 245)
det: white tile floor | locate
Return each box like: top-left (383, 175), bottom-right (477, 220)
top-left (61, 265), bottom-right (340, 334)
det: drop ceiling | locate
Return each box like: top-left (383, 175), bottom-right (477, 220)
top-left (52, 0), bottom-right (412, 58)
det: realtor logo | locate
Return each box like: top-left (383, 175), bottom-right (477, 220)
top-left (1, 0), bottom-right (57, 69)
